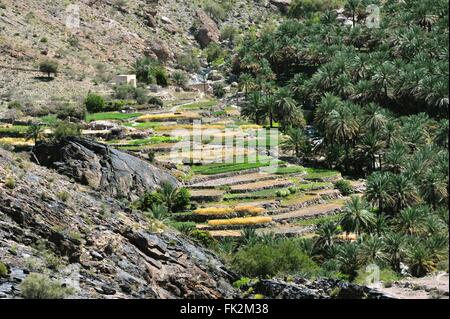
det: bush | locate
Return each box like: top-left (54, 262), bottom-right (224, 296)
top-left (173, 187), bottom-right (191, 212)
top-left (170, 221), bottom-right (196, 234)
top-left (148, 150), bottom-right (156, 163)
top-left (0, 262), bottom-right (8, 277)
top-left (203, 0), bottom-right (226, 22)
top-left (84, 93), bottom-right (106, 113)
top-left (335, 180), bottom-right (354, 196)
top-left (190, 230), bottom-right (215, 247)
top-left (220, 25), bottom-right (239, 43)
top-left (204, 43), bottom-right (226, 64)
top-left (172, 71), bottom-right (189, 87)
top-left (148, 96), bottom-right (164, 108)
top-left (276, 189), bottom-right (291, 197)
top-left (231, 240), bottom-right (319, 278)
top-left (5, 177), bottom-right (16, 189)
top-left (134, 56), bottom-right (168, 86)
top-left (177, 50), bottom-right (201, 73)
top-left (55, 103), bottom-right (86, 121)
top-left (19, 273), bottom-right (73, 299)
top-left (7, 101), bottom-right (22, 110)
top-left (114, 84), bottom-right (137, 100)
top-left (52, 122), bottom-right (81, 141)
top-left (212, 82), bottom-right (226, 98)
top-left (39, 60), bottom-right (59, 78)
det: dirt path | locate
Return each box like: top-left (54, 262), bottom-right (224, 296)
top-left (371, 273), bottom-right (449, 299)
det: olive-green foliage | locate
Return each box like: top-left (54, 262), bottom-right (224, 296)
top-left (231, 240), bottom-right (319, 278)
top-left (52, 122), bottom-right (81, 141)
top-left (190, 229), bottom-right (216, 247)
top-left (335, 179), bottom-right (354, 196)
top-left (20, 273), bottom-right (73, 299)
top-left (176, 50), bottom-right (201, 73)
top-left (39, 60), bottom-right (59, 77)
top-left (84, 93), bottom-right (105, 113)
top-left (134, 56), bottom-right (169, 86)
top-left (0, 262), bottom-right (8, 277)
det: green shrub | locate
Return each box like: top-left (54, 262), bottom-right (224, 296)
top-left (231, 240), bottom-right (319, 278)
top-left (335, 179), bottom-right (354, 196)
top-left (204, 43), bottom-right (226, 64)
top-left (148, 150), bottom-right (156, 163)
top-left (5, 177), bottom-right (16, 189)
top-left (55, 103), bottom-right (86, 121)
top-left (52, 122), bottom-right (81, 141)
top-left (212, 82), bottom-right (226, 98)
top-left (190, 230), bottom-right (215, 247)
top-left (7, 101), bottom-right (22, 110)
top-left (134, 56), bottom-right (168, 86)
top-left (177, 50), bottom-right (201, 73)
top-left (0, 262), bottom-right (8, 277)
top-left (172, 71), bottom-right (189, 87)
top-left (114, 84), bottom-right (137, 100)
top-left (84, 93), bottom-right (105, 113)
top-left (173, 187), bottom-right (191, 212)
top-left (57, 191), bottom-right (69, 202)
top-left (203, 0), bottom-right (226, 22)
top-left (276, 189), bottom-right (291, 198)
top-left (153, 67), bottom-right (169, 87)
top-left (20, 273), bottom-right (73, 299)
top-left (169, 221), bottom-right (196, 234)
top-left (148, 96), bottom-right (164, 108)
top-left (39, 60), bottom-right (59, 78)
top-left (355, 266), bottom-right (401, 286)
top-left (220, 25), bottom-right (239, 43)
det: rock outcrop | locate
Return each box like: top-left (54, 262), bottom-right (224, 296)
top-left (195, 10), bottom-right (220, 48)
top-left (270, 0), bottom-right (292, 13)
top-left (0, 148), bottom-right (237, 299)
top-left (32, 137), bottom-right (178, 199)
top-left (255, 278), bottom-right (393, 299)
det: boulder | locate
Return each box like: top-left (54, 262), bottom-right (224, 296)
top-left (147, 39), bottom-right (173, 63)
top-left (195, 10), bottom-right (220, 48)
top-left (32, 137), bottom-right (179, 199)
top-left (270, 0), bottom-right (291, 13)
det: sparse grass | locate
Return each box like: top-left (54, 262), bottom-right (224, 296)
top-left (179, 100), bottom-right (217, 110)
top-left (304, 167), bottom-right (341, 179)
top-left (191, 158), bottom-right (276, 175)
top-left (224, 188), bottom-right (280, 200)
top-left (123, 122), bottom-right (162, 130)
top-left (297, 182), bottom-right (332, 191)
top-left (274, 165), bottom-right (305, 175)
top-left (5, 176), bottom-right (16, 189)
top-left (20, 273), bottom-right (73, 299)
top-left (86, 112), bottom-right (142, 122)
top-left (0, 125), bottom-right (29, 137)
top-left (295, 213), bottom-right (343, 227)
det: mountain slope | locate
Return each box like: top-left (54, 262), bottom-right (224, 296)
top-left (0, 147), bottom-right (236, 299)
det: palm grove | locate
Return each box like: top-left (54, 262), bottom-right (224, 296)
top-left (226, 0), bottom-right (449, 280)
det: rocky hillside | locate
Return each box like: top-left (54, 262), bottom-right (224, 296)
top-left (0, 0), bottom-right (282, 109)
top-left (0, 147), bottom-right (237, 298)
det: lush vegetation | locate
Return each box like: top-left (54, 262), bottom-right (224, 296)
top-left (219, 0), bottom-right (449, 283)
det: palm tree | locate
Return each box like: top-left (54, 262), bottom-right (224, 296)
top-left (383, 231), bottom-right (406, 272)
top-left (358, 133), bottom-right (385, 172)
top-left (405, 241), bottom-right (435, 277)
top-left (326, 104), bottom-right (359, 173)
top-left (395, 206), bottom-right (427, 236)
top-left (384, 142), bottom-right (408, 174)
top-left (372, 62), bottom-right (396, 99)
top-left (158, 181), bottom-right (183, 213)
top-left (419, 169), bottom-right (448, 210)
top-left (148, 203), bottom-right (169, 221)
top-left (390, 174), bottom-right (419, 214)
top-left (26, 124), bottom-right (44, 144)
top-left (274, 87), bottom-right (303, 130)
top-left (281, 127), bottom-right (309, 158)
top-left (241, 91), bottom-right (264, 125)
top-left (344, 0), bottom-right (362, 27)
top-left (359, 234), bottom-right (389, 267)
top-left (365, 172), bottom-right (395, 213)
top-left (239, 73), bottom-right (254, 99)
top-left (340, 196), bottom-right (376, 235)
top-left (262, 94), bottom-right (277, 128)
top-left (314, 221), bottom-right (342, 256)
top-left (336, 242), bottom-right (360, 280)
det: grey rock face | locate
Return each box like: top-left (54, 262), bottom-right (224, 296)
top-left (0, 148), bottom-right (237, 299)
top-left (32, 137), bottom-right (179, 199)
top-left (255, 278), bottom-right (393, 299)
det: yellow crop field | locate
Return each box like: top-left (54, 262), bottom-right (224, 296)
top-left (234, 206), bottom-right (265, 215)
top-left (208, 216), bottom-right (272, 226)
top-left (0, 138), bottom-right (33, 146)
top-left (194, 207), bottom-right (233, 215)
top-left (136, 112), bottom-right (200, 122)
